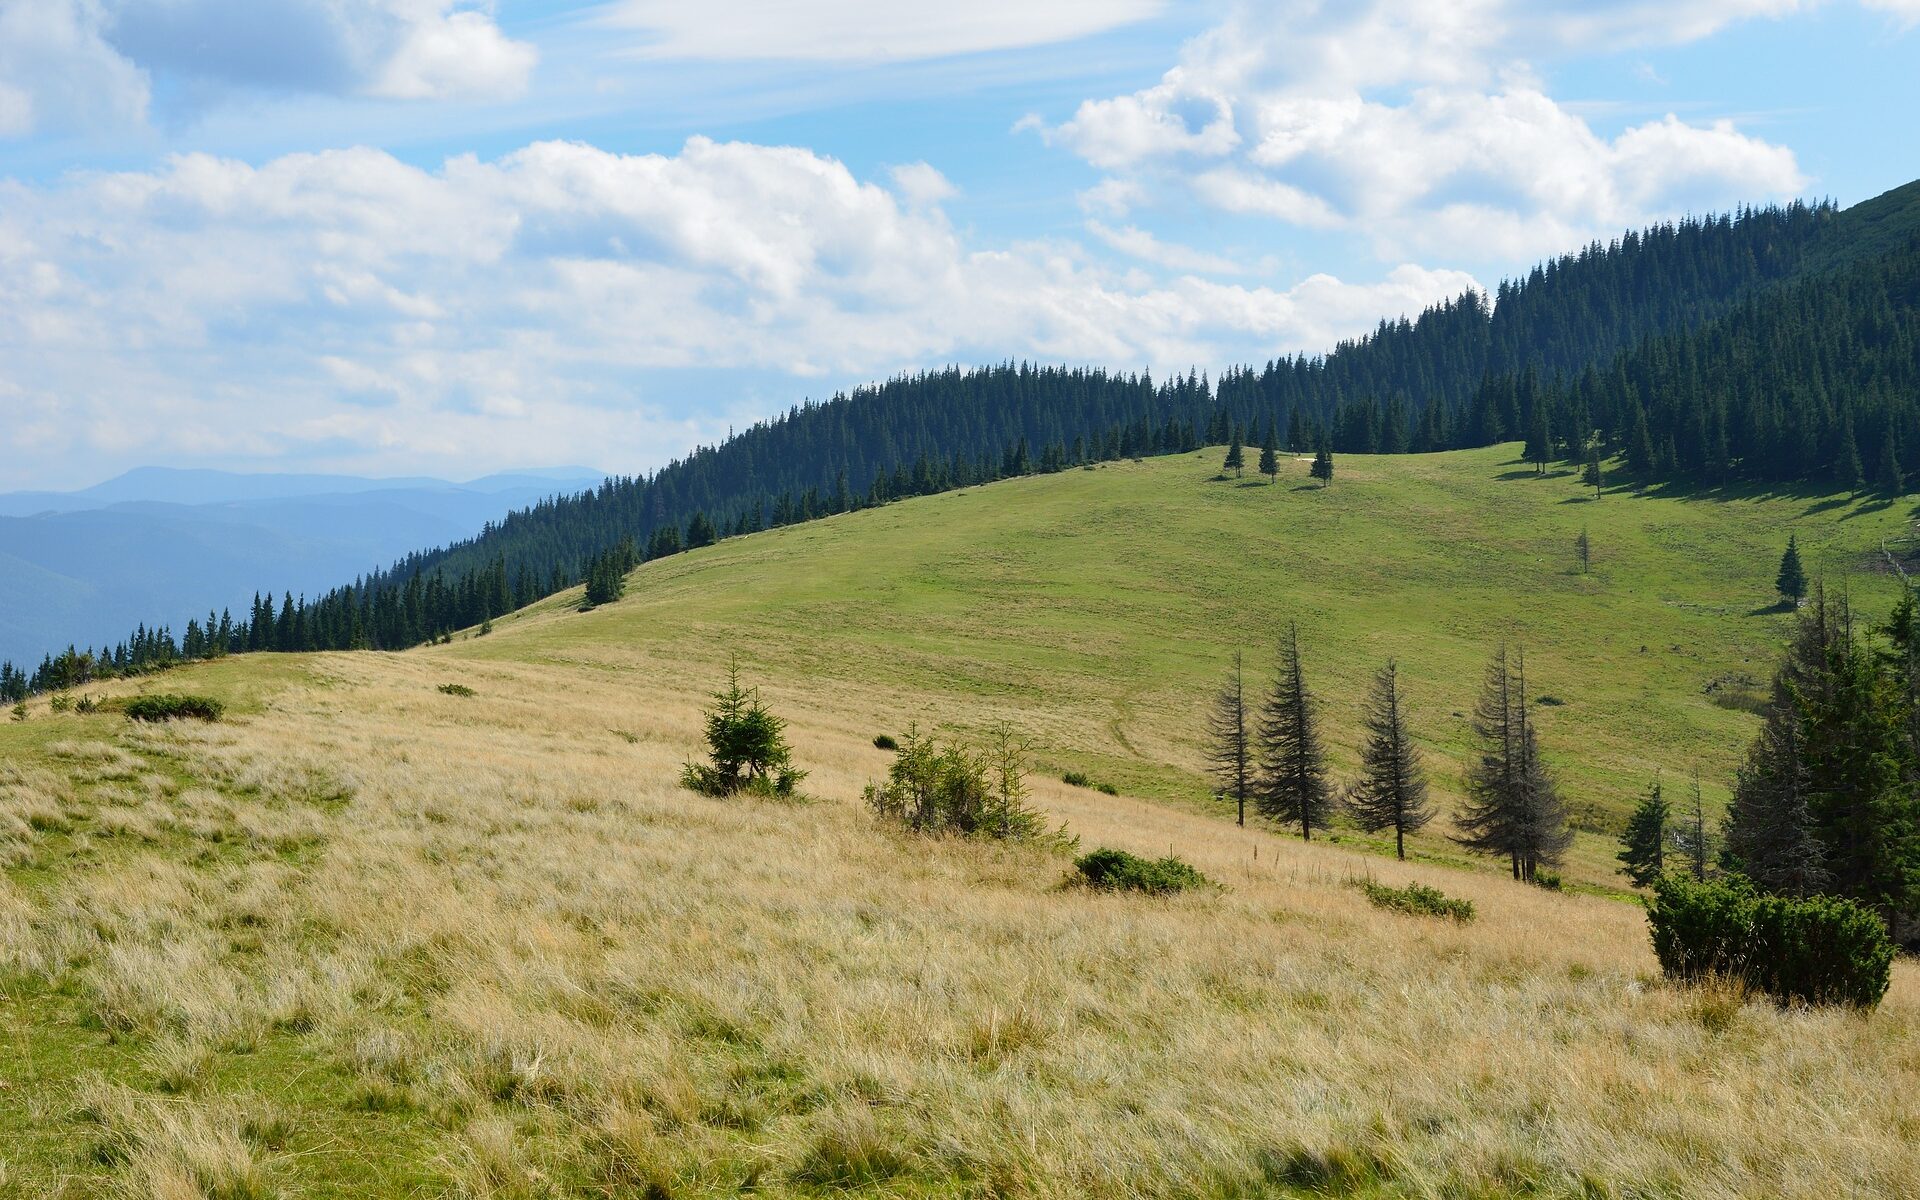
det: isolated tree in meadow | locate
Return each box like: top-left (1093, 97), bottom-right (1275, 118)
top-left (1224, 432), bottom-right (1245, 478)
top-left (1575, 526), bottom-right (1591, 574)
top-left (1454, 644), bottom-right (1573, 882)
top-left (1206, 651), bottom-right (1253, 827)
top-left (1310, 446), bottom-right (1335, 488)
top-left (685, 510), bottom-right (718, 549)
top-left (1582, 446), bottom-right (1603, 498)
top-left (1258, 426), bottom-right (1280, 484)
top-left (1345, 659), bottom-right (1433, 859)
top-left (1256, 623), bottom-right (1333, 840)
top-left (681, 658), bottom-right (804, 798)
top-left (1776, 536), bottom-right (1807, 608)
top-left (1617, 777), bottom-right (1669, 887)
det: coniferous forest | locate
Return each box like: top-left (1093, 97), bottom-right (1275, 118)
top-left (5, 181), bottom-right (1917, 699)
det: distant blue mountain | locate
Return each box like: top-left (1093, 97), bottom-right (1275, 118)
top-left (0, 467), bottom-right (604, 666)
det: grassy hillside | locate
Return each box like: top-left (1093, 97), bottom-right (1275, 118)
top-left (477, 443), bottom-right (1911, 879)
top-left (2, 445), bottom-right (1916, 1198)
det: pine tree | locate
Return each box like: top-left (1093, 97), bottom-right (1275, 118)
top-left (1310, 446), bottom-right (1334, 488)
top-left (1722, 681), bottom-right (1829, 897)
top-left (1455, 644), bottom-right (1573, 881)
top-left (1670, 771), bottom-right (1712, 881)
top-left (1575, 525), bottom-right (1591, 574)
top-left (1526, 406), bottom-right (1552, 475)
top-left (1258, 426), bottom-right (1279, 484)
top-left (1582, 446), bottom-right (1603, 498)
top-left (1344, 659), bottom-right (1433, 859)
top-left (1776, 536), bottom-right (1807, 608)
top-left (1223, 432), bottom-right (1245, 478)
top-left (1836, 411), bottom-right (1864, 492)
top-left (1256, 622), bottom-right (1332, 840)
top-left (1617, 778), bottom-right (1669, 887)
top-left (1206, 651), bottom-right (1253, 827)
top-left (1627, 405), bottom-right (1656, 478)
top-left (1879, 422), bottom-right (1904, 495)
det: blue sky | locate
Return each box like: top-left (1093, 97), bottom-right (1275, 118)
top-left (0, 0), bottom-right (1915, 490)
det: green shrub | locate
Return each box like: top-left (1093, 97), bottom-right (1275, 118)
top-left (437, 683), bottom-right (477, 697)
top-left (865, 724), bottom-right (1071, 846)
top-left (74, 695), bottom-right (100, 714)
top-left (124, 694), bottom-right (224, 723)
top-left (1532, 870), bottom-right (1563, 891)
top-left (1074, 848), bottom-right (1210, 895)
top-left (873, 734), bottom-right (898, 751)
top-left (1062, 770), bottom-right (1120, 795)
top-left (1356, 879), bottom-right (1476, 921)
top-left (49, 693), bottom-right (73, 713)
top-left (1648, 875), bottom-right (1894, 1009)
top-left (681, 660), bottom-right (804, 798)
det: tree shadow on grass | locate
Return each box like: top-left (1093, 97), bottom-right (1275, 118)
top-left (1747, 600), bottom-right (1799, 617)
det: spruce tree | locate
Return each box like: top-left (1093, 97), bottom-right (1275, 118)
top-left (1344, 659), bottom-right (1433, 859)
top-left (1526, 406), bottom-right (1551, 475)
top-left (1455, 644), bottom-right (1573, 881)
top-left (1670, 771), bottom-right (1712, 881)
top-left (1722, 692), bottom-right (1828, 897)
top-left (1256, 622), bottom-right (1332, 840)
top-left (1258, 426), bottom-right (1279, 484)
top-left (1224, 432), bottom-right (1245, 478)
top-left (1310, 446), bottom-right (1334, 488)
top-left (1627, 405), bottom-right (1656, 478)
top-left (1575, 525), bottom-right (1591, 574)
top-left (1206, 651), bottom-right (1253, 827)
top-left (1836, 412), bottom-right (1864, 492)
top-left (1582, 446), bottom-right (1603, 498)
top-left (1878, 423), bottom-right (1904, 495)
top-left (1776, 536), bottom-right (1807, 608)
top-left (1617, 778), bottom-right (1669, 887)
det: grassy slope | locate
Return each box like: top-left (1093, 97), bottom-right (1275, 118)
top-left (2, 445), bottom-right (1917, 1199)
top-left (477, 444), bottom-right (1913, 880)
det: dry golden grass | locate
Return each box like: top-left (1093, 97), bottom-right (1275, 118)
top-left (2, 640), bottom-right (1917, 1198)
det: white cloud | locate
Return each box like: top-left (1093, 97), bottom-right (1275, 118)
top-left (598, 0), bottom-right (1162, 62)
top-left (888, 161), bottom-right (957, 207)
top-left (0, 0), bottom-right (532, 136)
top-left (0, 0), bottom-right (151, 136)
top-left (368, 5), bottom-right (537, 100)
top-left (1036, 0), bottom-right (1822, 265)
top-left (1084, 221), bottom-right (1246, 276)
top-left (0, 137), bottom-right (1477, 483)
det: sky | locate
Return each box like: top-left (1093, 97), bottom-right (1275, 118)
top-left (0, 0), bottom-right (1915, 491)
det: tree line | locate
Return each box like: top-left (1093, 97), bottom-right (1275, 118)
top-left (1617, 585), bottom-right (1920, 935)
top-left (1206, 627), bottom-right (1572, 880)
top-left (6, 189), bottom-right (1914, 698)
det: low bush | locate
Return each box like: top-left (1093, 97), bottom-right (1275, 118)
top-left (1356, 879), bottom-right (1475, 921)
top-left (1062, 770), bottom-right (1120, 795)
top-left (1074, 848), bottom-right (1210, 895)
top-left (74, 695), bottom-right (100, 714)
top-left (873, 734), bottom-right (898, 751)
top-left (866, 724), bottom-right (1070, 846)
top-left (124, 694), bottom-right (225, 723)
top-left (1532, 870), bottom-right (1563, 892)
top-left (1648, 874), bottom-right (1894, 1009)
top-left (437, 683), bottom-right (477, 698)
top-left (49, 693), bottom-right (73, 713)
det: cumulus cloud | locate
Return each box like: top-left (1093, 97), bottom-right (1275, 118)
top-left (0, 0), bottom-right (532, 136)
top-left (598, 0), bottom-right (1162, 62)
top-left (1034, 0), bottom-right (1823, 264)
top-left (0, 137), bottom-right (1476, 482)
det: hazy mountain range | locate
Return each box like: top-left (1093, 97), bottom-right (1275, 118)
top-left (0, 467), bottom-right (603, 666)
